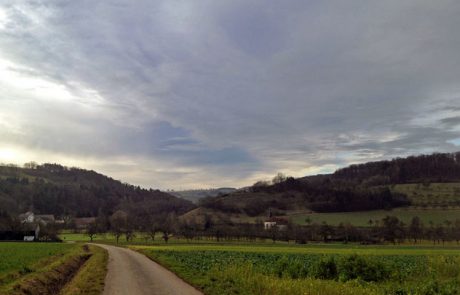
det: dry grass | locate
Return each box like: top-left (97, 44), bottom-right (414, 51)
top-left (60, 245), bottom-right (108, 295)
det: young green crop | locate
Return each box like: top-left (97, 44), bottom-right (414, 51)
top-left (0, 242), bottom-right (76, 280)
top-left (135, 244), bottom-right (460, 295)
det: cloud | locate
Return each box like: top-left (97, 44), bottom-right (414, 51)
top-left (1, 0), bottom-right (460, 188)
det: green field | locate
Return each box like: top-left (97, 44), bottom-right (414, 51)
top-left (288, 183), bottom-right (460, 226)
top-left (0, 242), bottom-right (108, 294)
top-left (291, 208), bottom-right (460, 226)
top-left (0, 242), bottom-right (77, 287)
top-left (392, 183), bottom-right (460, 208)
top-left (134, 243), bottom-right (460, 295)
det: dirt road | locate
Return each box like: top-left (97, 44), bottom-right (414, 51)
top-left (96, 244), bottom-right (203, 295)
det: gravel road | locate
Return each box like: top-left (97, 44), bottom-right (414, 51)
top-left (95, 244), bottom-right (203, 295)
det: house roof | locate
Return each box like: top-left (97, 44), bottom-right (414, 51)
top-left (36, 215), bottom-right (55, 222)
top-left (74, 217), bottom-right (96, 226)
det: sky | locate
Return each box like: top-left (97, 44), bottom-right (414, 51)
top-left (1, 1), bottom-right (460, 189)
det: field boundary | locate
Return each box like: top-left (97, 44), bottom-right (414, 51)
top-left (60, 244), bottom-right (108, 295)
top-left (4, 245), bottom-right (91, 295)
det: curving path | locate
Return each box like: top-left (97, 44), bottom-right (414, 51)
top-left (95, 244), bottom-right (203, 295)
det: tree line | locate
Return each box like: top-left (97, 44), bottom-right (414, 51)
top-left (77, 210), bottom-right (460, 245)
top-left (334, 152), bottom-right (460, 184)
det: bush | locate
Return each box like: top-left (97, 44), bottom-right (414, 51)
top-left (273, 256), bottom-right (309, 279)
top-left (337, 254), bottom-right (389, 282)
top-left (285, 259), bottom-right (309, 279)
top-left (310, 256), bottom-right (338, 280)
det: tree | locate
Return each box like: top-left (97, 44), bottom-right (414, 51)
top-left (408, 216), bottom-right (423, 244)
top-left (162, 231), bottom-right (170, 243)
top-left (381, 216), bottom-right (404, 244)
top-left (110, 210), bottom-right (127, 243)
top-left (435, 224), bottom-right (445, 244)
top-left (23, 161), bottom-right (38, 169)
top-left (161, 213), bottom-right (177, 243)
top-left (251, 180), bottom-right (270, 192)
top-left (453, 219), bottom-right (460, 244)
top-left (39, 223), bottom-right (59, 241)
top-left (86, 222), bottom-right (98, 242)
top-left (143, 216), bottom-right (158, 243)
top-left (272, 172), bottom-right (287, 185)
top-left (268, 225), bottom-right (279, 243)
top-left (319, 222), bottom-right (334, 242)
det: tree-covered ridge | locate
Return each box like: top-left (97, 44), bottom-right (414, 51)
top-left (200, 177), bottom-right (409, 215)
top-left (333, 152), bottom-right (460, 184)
top-left (0, 163), bottom-right (195, 217)
top-left (200, 152), bottom-right (460, 215)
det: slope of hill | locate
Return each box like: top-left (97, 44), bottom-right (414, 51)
top-left (198, 152), bottom-right (460, 219)
top-left (169, 188), bottom-right (237, 203)
top-left (0, 163), bottom-right (195, 218)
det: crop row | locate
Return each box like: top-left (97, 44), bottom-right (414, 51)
top-left (145, 250), bottom-right (432, 281)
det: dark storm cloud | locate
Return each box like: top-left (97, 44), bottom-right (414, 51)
top-left (1, 0), bottom-right (460, 188)
top-left (440, 117), bottom-right (460, 127)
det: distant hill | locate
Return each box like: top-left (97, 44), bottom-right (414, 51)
top-left (332, 152), bottom-right (460, 183)
top-left (198, 152), bottom-right (460, 217)
top-left (0, 163), bottom-right (195, 218)
top-left (169, 188), bottom-right (237, 203)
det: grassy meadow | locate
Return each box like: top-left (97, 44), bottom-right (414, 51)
top-left (134, 243), bottom-right (460, 295)
top-left (392, 183), bottom-right (460, 207)
top-left (289, 182), bottom-right (460, 226)
top-left (290, 208), bottom-right (460, 226)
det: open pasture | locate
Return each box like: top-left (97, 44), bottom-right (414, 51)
top-left (392, 183), bottom-right (460, 207)
top-left (291, 208), bottom-right (460, 226)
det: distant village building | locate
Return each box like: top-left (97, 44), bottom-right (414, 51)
top-left (19, 211), bottom-right (35, 223)
top-left (264, 217), bottom-right (289, 230)
top-left (7, 211), bottom-right (57, 241)
top-left (263, 209), bottom-right (288, 230)
top-left (74, 217), bottom-right (97, 230)
top-left (0, 223), bottom-right (40, 242)
top-left (19, 211), bottom-right (55, 226)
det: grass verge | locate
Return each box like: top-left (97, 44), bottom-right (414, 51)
top-left (3, 245), bottom-right (90, 295)
top-left (60, 245), bottom-right (108, 295)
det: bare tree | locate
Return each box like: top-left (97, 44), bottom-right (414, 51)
top-left (272, 172), bottom-right (287, 184)
top-left (110, 210), bottom-right (127, 243)
top-left (86, 222), bottom-right (98, 242)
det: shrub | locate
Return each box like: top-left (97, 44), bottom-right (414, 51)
top-left (337, 254), bottom-right (389, 282)
top-left (310, 256), bottom-right (338, 280)
top-left (285, 259), bottom-right (309, 279)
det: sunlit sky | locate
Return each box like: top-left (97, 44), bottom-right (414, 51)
top-left (1, 1), bottom-right (460, 189)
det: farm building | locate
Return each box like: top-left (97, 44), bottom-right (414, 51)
top-left (0, 224), bottom-right (40, 241)
top-left (19, 211), bottom-right (56, 226)
top-left (74, 217), bottom-right (97, 230)
top-left (264, 217), bottom-right (288, 230)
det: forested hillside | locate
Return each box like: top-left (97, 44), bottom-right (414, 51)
top-left (0, 163), bottom-right (195, 218)
top-left (170, 188), bottom-right (237, 203)
top-left (200, 152), bottom-right (460, 216)
top-left (333, 152), bottom-right (460, 184)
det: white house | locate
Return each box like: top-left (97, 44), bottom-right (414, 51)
top-left (19, 211), bottom-right (35, 223)
top-left (19, 212), bottom-right (55, 226)
top-left (264, 217), bottom-right (288, 230)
